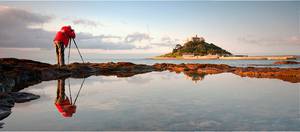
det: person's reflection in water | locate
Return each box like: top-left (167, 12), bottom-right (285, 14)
top-left (55, 79), bottom-right (76, 118)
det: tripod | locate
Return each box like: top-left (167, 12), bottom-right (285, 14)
top-left (65, 38), bottom-right (86, 108)
top-left (67, 38), bottom-right (84, 64)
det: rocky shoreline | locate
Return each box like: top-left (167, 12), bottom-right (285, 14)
top-left (1, 58), bottom-right (300, 93)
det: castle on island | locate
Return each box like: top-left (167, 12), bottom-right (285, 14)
top-left (190, 35), bottom-right (205, 43)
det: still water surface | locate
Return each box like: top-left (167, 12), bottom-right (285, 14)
top-left (1, 71), bottom-right (300, 130)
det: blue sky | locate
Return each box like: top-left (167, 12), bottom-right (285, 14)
top-left (0, 1), bottom-right (299, 55)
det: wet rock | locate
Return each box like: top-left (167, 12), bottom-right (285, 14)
top-left (0, 93), bottom-right (14, 108)
top-left (273, 61), bottom-right (300, 65)
top-left (153, 63), bottom-right (175, 71)
top-left (116, 62), bottom-right (135, 67)
top-left (0, 78), bottom-right (15, 92)
top-left (197, 67), bottom-right (224, 74)
top-left (185, 64), bottom-right (200, 70)
top-left (0, 109), bottom-right (11, 121)
top-left (0, 93), bottom-right (13, 121)
top-left (0, 92), bottom-right (40, 121)
top-left (153, 63), bottom-right (300, 83)
top-left (10, 92), bottom-right (40, 103)
top-left (0, 122), bottom-right (4, 128)
top-left (233, 67), bottom-right (300, 83)
top-left (0, 58), bottom-right (159, 91)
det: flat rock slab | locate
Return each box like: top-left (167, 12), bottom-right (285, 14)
top-left (0, 109), bottom-right (11, 121)
top-left (0, 92), bottom-right (40, 121)
top-left (273, 61), bottom-right (300, 65)
top-left (10, 92), bottom-right (40, 103)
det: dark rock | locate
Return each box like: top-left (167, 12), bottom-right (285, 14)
top-left (0, 109), bottom-right (11, 121)
top-left (0, 93), bottom-right (14, 108)
top-left (0, 78), bottom-right (15, 92)
top-left (0, 92), bottom-right (40, 121)
top-left (0, 93), bottom-right (13, 121)
top-left (0, 122), bottom-right (4, 128)
top-left (10, 92), bottom-right (40, 103)
top-left (273, 61), bottom-right (300, 65)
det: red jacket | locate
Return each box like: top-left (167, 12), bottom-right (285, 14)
top-left (54, 26), bottom-right (76, 47)
top-left (55, 98), bottom-right (77, 117)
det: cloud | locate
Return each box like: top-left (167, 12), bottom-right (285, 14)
top-left (72, 18), bottom-right (103, 27)
top-left (150, 36), bottom-right (180, 48)
top-left (0, 6), bottom-right (51, 26)
top-left (75, 32), bottom-right (135, 50)
top-left (0, 6), bottom-right (170, 51)
top-left (237, 35), bottom-right (300, 46)
top-left (151, 42), bottom-right (173, 47)
top-left (0, 6), bottom-right (143, 50)
top-left (124, 32), bottom-right (152, 43)
top-left (0, 6), bottom-right (54, 49)
top-left (161, 36), bottom-right (172, 42)
top-left (285, 36), bottom-right (300, 44)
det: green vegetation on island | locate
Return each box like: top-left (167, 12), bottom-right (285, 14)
top-left (160, 35), bottom-right (232, 58)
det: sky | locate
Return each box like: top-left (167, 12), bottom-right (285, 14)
top-left (0, 1), bottom-right (299, 56)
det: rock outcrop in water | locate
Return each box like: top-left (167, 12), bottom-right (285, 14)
top-left (273, 61), bottom-right (300, 65)
top-left (0, 58), bottom-right (155, 92)
top-left (153, 63), bottom-right (300, 83)
top-left (0, 92), bottom-right (40, 120)
top-left (1, 58), bottom-right (300, 93)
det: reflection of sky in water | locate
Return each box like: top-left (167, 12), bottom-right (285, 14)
top-left (1, 71), bottom-right (300, 130)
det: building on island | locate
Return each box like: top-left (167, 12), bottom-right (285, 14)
top-left (182, 53), bottom-right (195, 58)
top-left (185, 35), bottom-right (205, 43)
top-left (192, 35), bottom-right (205, 42)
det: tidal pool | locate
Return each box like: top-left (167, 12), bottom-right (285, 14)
top-left (1, 71), bottom-right (299, 130)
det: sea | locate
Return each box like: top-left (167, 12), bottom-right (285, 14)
top-left (0, 49), bottom-right (300, 68)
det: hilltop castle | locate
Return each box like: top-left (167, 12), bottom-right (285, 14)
top-left (191, 35), bottom-right (205, 42)
top-left (184, 35), bottom-right (205, 43)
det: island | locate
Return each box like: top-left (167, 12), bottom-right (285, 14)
top-left (153, 35), bottom-right (297, 60)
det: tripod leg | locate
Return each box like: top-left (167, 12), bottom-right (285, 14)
top-left (72, 39), bottom-right (84, 63)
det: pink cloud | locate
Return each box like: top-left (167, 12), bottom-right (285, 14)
top-left (286, 36), bottom-right (300, 44)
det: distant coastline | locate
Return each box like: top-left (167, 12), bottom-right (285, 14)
top-left (152, 55), bottom-right (298, 60)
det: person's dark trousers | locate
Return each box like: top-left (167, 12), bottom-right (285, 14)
top-left (55, 79), bottom-right (66, 103)
top-left (55, 42), bottom-right (65, 67)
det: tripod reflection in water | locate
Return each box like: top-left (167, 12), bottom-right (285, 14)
top-left (55, 78), bottom-right (85, 118)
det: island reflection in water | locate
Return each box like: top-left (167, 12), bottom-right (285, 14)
top-left (1, 71), bottom-right (300, 130)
